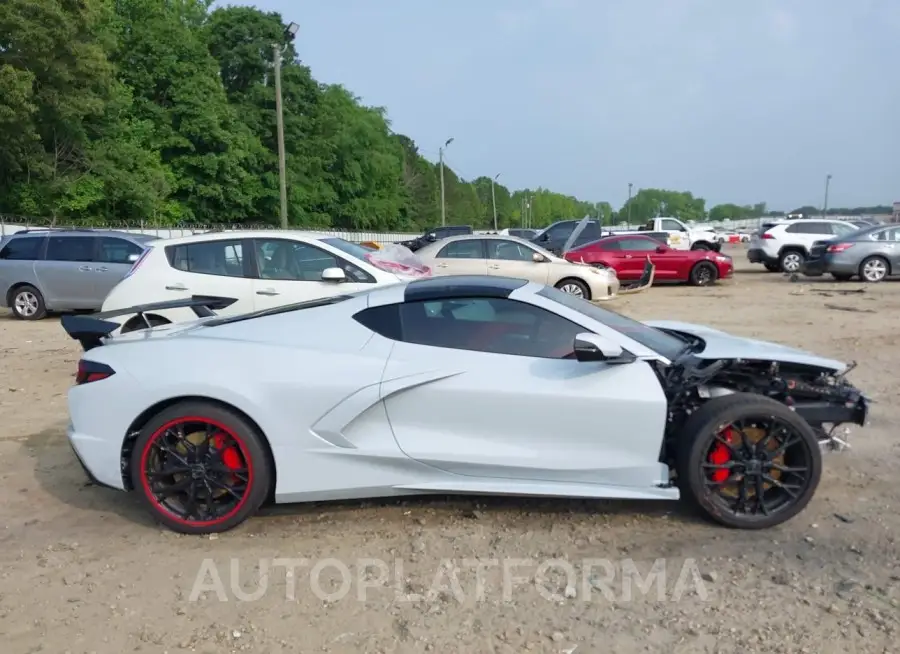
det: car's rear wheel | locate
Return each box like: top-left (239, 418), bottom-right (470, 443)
top-left (131, 401), bottom-right (272, 534)
top-left (120, 314), bottom-right (170, 333)
top-left (10, 284), bottom-right (47, 320)
top-left (676, 393), bottom-right (822, 530)
top-left (555, 278), bottom-right (591, 300)
top-left (859, 256), bottom-right (889, 283)
top-left (689, 261), bottom-right (718, 286)
top-left (691, 242), bottom-right (711, 251)
top-left (779, 250), bottom-right (805, 273)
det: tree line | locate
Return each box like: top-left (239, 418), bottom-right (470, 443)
top-left (0, 1), bottom-right (891, 232)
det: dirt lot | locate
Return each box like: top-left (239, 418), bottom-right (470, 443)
top-left (1, 247), bottom-right (898, 654)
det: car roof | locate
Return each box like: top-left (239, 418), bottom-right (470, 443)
top-left (403, 275), bottom-right (529, 302)
top-left (144, 230), bottom-right (343, 246)
top-left (5, 228), bottom-right (151, 239)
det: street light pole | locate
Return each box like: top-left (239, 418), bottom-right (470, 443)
top-left (626, 182), bottom-right (633, 227)
top-left (274, 22), bottom-right (299, 230)
top-left (823, 174), bottom-right (832, 218)
top-left (491, 173), bottom-right (500, 231)
top-left (439, 137), bottom-right (453, 226)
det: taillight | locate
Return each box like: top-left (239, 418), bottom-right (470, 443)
top-left (827, 243), bottom-right (854, 253)
top-left (761, 233), bottom-right (775, 239)
top-left (125, 247), bottom-right (152, 278)
top-left (75, 360), bottom-right (115, 384)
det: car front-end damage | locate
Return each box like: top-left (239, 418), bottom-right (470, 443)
top-left (640, 321), bottom-right (869, 464)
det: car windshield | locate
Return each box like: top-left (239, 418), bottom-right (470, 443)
top-left (537, 286), bottom-right (689, 360)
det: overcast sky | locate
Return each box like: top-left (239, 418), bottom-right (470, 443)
top-left (229, 0), bottom-right (899, 210)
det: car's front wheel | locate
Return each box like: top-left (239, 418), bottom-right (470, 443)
top-left (676, 392), bottom-right (822, 530)
top-left (9, 284), bottom-right (47, 320)
top-left (131, 401), bottom-right (272, 534)
top-left (555, 278), bottom-right (591, 300)
top-left (689, 261), bottom-right (718, 286)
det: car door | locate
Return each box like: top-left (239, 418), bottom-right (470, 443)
top-left (377, 296), bottom-right (667, 486)
top-left (485, 239), bottom-right (549, 284)
top-left (871, 226), bottom-right (900, 268)
top-left (250, 237), bottom-right (376, 310)
top-left (166, 238), bottom-right (256, 316)
top-left (92, 236), bottom-right (147, 306)
top-left (429, 239), bottom-right (489, 276)
top-left (33, 235), bottom-right (97, 309)
top-left (659, 218), bottom-right (689, 250)
top-left (615, 237), bottom-right (662, 278)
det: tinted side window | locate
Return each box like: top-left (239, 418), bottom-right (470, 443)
top-left (0, 236), bottom-right (43, 261)
top-left (97, 237), bottom-right (144, 264)
top-left (617, 237), bottom-right (659, 251)
top-left (596, 239), bottom-right (621, 251)
top-left (398, 297), bottom-right (582, 359)
top-left (545, 223), bottom-right (574, 239)
top-left (170, 239), bottom-right (245, 277)
top-left (354, 305), bottom-right (402, 340)
top-left (437, 240), bottom-right (484, 259)
top-left (46, 236), bottom-right (95, 262)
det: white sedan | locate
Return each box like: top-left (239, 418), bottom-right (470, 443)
top-left (100, 231), bottom-right (430, 331)
top-left (61, 275), bottom-right (867, 534)
top-left (415, 234), bottom-right (620, 301)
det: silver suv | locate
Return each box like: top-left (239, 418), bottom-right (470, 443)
top-left (0, 229), bottom-right (156, 320)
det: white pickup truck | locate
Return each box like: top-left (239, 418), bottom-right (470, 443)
top-left (619, 217), bottom-right (721, 251)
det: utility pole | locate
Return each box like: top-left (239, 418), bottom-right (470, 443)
top-left (439, 137), bottom-right (454, 226)
top-left (274, 22), bottom-right (299, 230)
top-left (491, 173), bottom-right (500, 231)
top-left (626, 182), bottom-right (633, 228)
top-left (822, 174), bottom-right (832, 218)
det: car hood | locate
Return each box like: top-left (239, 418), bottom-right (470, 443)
top-left (644, 320), bottom-right (847, 372)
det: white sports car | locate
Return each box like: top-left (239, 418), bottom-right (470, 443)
top-left (61, 276), bottom-right (869, 534)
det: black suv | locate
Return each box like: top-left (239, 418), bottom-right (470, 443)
top-left (531, 220), bottom-right (607, 255)
top-left (397, 225), bottom-right (473, 252)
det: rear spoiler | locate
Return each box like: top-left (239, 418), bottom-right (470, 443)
top-left (60, 295), bottom-right (237, 351)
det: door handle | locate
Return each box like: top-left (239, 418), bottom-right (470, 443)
top-left (624, 254), bottom-right (633, 259)
top-left (436, 263), bottom-right (449, 268)
top-left (488, 265), bottom-right (500, 269)
top-left (78, 265), bottom-right (91, 272)
top-left (165, 283), bottom-right (188, 291)
top-left (255, 288), bottom-right (279, 296)
top-left (95, 266), bottom-right (108, 272)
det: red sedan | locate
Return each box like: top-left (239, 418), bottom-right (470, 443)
top-left (564, 234), bottom-right (734, 286)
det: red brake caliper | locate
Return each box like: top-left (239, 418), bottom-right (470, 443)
top-left (212, 434), bottom-right (243, 471)
top-left (708, 427), bottom-right (737, 482)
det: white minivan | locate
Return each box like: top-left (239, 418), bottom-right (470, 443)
top-left (101, 231), bottom-right (431, 332)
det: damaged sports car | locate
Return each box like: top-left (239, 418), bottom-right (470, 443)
top-left (61, 276), bottom-right (869, 534)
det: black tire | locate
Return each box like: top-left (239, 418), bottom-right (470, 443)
top-left (858, 255), bottom-right (889, 283)
top-left (831, 273), bottom-right (853, 282)
top-left (554, 278), bottom-right (591, 300)
top-left (675, 393), bottom-right (822, 530)
top-left (779, 250), bottom-right (805, 273)
top-left (130, 401), bottom-right (272, 534)
top-left (691, 242), bottom-right (711, 251)
top-left (689, 261), bottom-right (718, 286)
top-left (9, 284), bottom-right (47, 320)
top-left (763, 263), bottom-right (780, 272)
top-left (120, 313), bottom-right (171, 334)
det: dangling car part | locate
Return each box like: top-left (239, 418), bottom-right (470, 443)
top-left (61, 275), bottom-right (868, 534)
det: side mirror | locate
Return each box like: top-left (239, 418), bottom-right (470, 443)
top-left (532, 252), bottom-right (546, 263)
top-left (321, 267), bottom-right (346, 282)
top-left (573, 333), bottom-right (634, 364)
top-left (426, 233), bottom-right (437, 242)
top-left (655, 245), bottom-right (667, 253)
top-left (128, 253), bottom-right (140, 262)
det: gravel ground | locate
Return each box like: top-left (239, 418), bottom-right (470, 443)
top-left (0, 246), bottom-right (898, 654)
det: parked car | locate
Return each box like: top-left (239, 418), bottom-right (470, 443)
top-left (499, 228), bottom-right (538, 239)
top-left (530, 219), bottom-right (611, 255)
top-left (0, 228), bottom-right (155, 320)
top-left (415, 234), bottom-right (620, 300)
top-left (61, 275), bottom-right (868, 534)
top-left (100, 231), bottom-right (431, 332)
top-left (802, 223), bottom-right (900, 282)
top-left (746, 219), bottom-right (860, 273)
top-left (396, 225), bottom-right (473, 252)
top-left (564, 234), bottom-right (733, 286)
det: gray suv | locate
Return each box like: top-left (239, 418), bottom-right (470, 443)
top-left (0, 229), bottom-right (156, 320)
